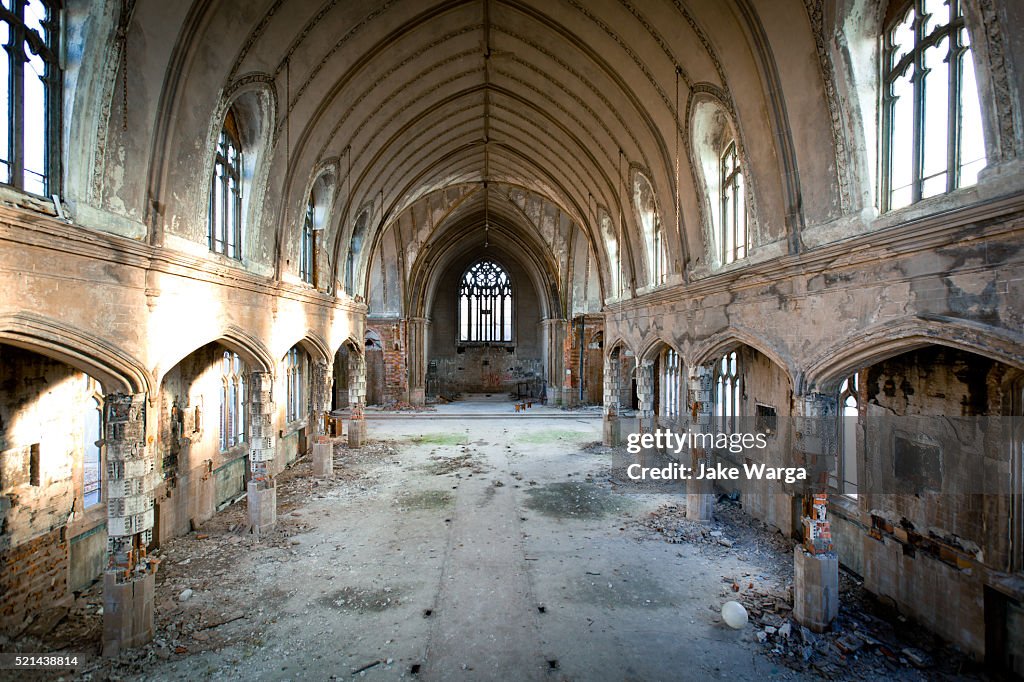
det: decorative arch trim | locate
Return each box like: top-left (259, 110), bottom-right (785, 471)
top-left (605, 337), bottom-right (633, 359)
top-left (0, 313), bottom-right (151, 394)
top-left (637, 335), bottom-right (682, 364)
top-left (285, 332), bottom-right (332, 364)
top-left (691, 327), bottom-right (794, 385)
top-left (155, 324), bottom-right (275, 387)
top-left (801, 316), bottom-right (1024, 393)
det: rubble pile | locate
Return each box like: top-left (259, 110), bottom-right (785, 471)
top-left (630, 497), bottom-right (774, 557)
top-left (4, 435), bottom-right (390, 679)
top-left (375, 401), bottom-right (436, 412)
top-left (638, 499), bottom-right (984, 680)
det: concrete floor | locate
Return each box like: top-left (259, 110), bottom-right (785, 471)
top-left (102, 410), bottom-right (810, 681)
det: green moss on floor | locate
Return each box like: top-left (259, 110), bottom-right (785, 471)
top-left (409, 433), bottom-right (469, 446)
top-left (516, 429), bottom-right (590, 444)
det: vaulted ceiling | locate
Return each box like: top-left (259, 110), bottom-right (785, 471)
top-left (79, 0), bottom-right (841, 297)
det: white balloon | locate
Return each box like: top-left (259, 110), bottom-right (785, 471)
top-left (721, 600), bottom-right (748, 629)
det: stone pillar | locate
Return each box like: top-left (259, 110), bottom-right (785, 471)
top-left (408, 317), bottom-right (429, 406)
top-left (247, 371), bottom-right (277, 533)
top-left (348, 350), bottom-right (367, 447)
top-left (793, 392), bottom-right (839, 632)
top-left (686, 366), bottom-right (714, 522)
top-left (602, 350), bottom-right (622, 446)
top-left (635, 360), bottom-right (657, 467)
top-left (540, 318), bottom-right (567, 404)
top-left (310, 360), bottom-right (333, 476)
top-left (102, 393), bottom-right (157, 656)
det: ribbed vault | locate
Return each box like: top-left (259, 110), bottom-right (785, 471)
top-left (106, 0), bottom-right (841, 297)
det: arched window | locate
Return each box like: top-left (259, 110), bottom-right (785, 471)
top-left (300, 172), bottom-right (333, 287)
top-left (286, 347), bottom-right (305, 423)
top-left (660, 347), bottom-right (681, 419)
top-left (220, 351), bottom-right (246, 451)
top-left (598, 208), bottom-right (620, 298)
top-left (882, 0), bottom-right (986, 210)
top-left (720, 142), bottom-right (747, 264)
top-left (692, 98), bottom-right (749, 268)
top-left (459, 260), bottom-right (513, 342)
top-left (82, 380), bottom-right (102, 509)
top-left (633, 173), bottom-right (667, 286)
top-left (2, 0), bottom-right (60, 196)
top-left (209, 110), bottom-right (243, 259)
top-left (300, 198), bottom-right (316, 285)
top-left (346, 209), bottom-right (370, 296)
top-left (834, 372), bottom-right (860, 497)
top-left (714, 351), bottom-right (741, 433)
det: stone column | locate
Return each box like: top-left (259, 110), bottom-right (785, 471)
top-left (685, 366), bottom-right (714, 522)
top-left (635, 360), bottom-right (657, 467)
top-left (602, 350), bottom-right (622, 446)
top-left (310, 360), bottom-right (333, 476)
top-left (247, 371), bottom-right (277, 533)
top-left (408, 317), bottom-right (430, 407)
top-left (102, 393), bottom-right (157, 656)
top-left (348, 350), bottom-right (367, 447)
top-left (792, 392), bottom-right (839, 632)
top-left (540, 318), bottom-right (567, 405)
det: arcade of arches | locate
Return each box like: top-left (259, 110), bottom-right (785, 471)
top-left (2, 0), bottom-right (1024, 675)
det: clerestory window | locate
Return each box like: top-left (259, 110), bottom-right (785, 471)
top-left (1, 0), bottom-right (60, 196)
top-left (300, 197), bottom-right (316, 285)
top-left (882, 0), bottom-right (986, 210)
top-left (720, 142), bottom-right (747, 264)
top-left (209, 110), bottom-right (243, 259)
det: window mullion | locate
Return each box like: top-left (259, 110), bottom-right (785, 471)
top-left (10, 10), bottom-right (24, 191)
top-left (911, 3), bottom-right (925, 205)
top-left (947, 8), bottom-right (963, 193)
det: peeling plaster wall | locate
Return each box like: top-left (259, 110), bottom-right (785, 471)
top-left (854, 346), bottom-right (1019, 658)
top-left (605, 204), bottom-right (1024, 660)
top-left (155, 343), bottom-right (246, 544)
top-left (0, 346), bottom-right (100, 634)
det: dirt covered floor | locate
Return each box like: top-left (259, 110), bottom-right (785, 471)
top-left (2, 415), bottom-right (988, 681)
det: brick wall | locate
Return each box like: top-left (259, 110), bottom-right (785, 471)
top-left (565, 316), bottom-right (604, 405)
top-left (0, 527), bottom-right (69, 635)
top-left (368, 321), bottom-right (408, 405)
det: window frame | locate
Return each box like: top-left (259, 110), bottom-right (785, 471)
top-left (832, 372), bottom-right (861, 498)
top-left (660, 347), bottom-right (682, 420)
top-left (881, 0), bottom-right (983, 211)
top-left (209, 110), bottom-right (244, 260)
top-left (300, 196), bottom-right (316, 285)
top-left (458, 259), bottom-right (514, 344)
top-left (0, 0), bottom-right (61, 197)
top-left (82, 379), bottom-right (103, 510)
top-left (719, 141), bottom-right (746, 265)
top-left (285, 347), bottom-right (305, 423)
top-left (219, 351), bottom-right (246, 451)
top-left (713, 350), bottom-right (742, 433)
